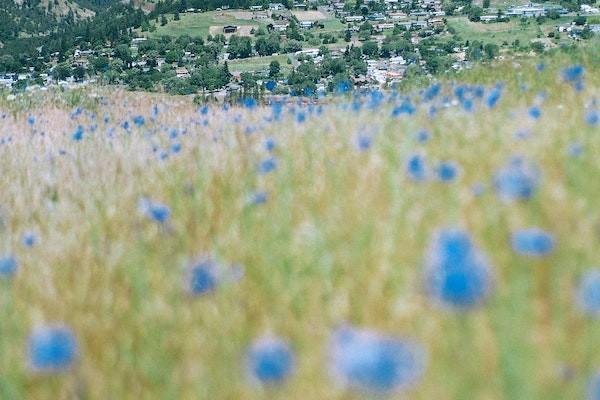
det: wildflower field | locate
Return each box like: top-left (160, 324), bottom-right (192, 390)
top-left (1, 46), bottom-right (600, 399)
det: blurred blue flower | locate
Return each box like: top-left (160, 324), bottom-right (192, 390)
top-left (576, 269), bottom-right (600, 317)
top-left (138, 198), bottom-right (171, 223)
top-left (485, 87), bottom-right (502, 109)
top-left (494, 157), bottom-right (540, 202)
top-left (132, 116), bottom-right (145, 127)
top-left (186, 257), bottom-right (218, 295)
top-left (0, 255), bottom-right (17, 278)
top-left (247, 336), bottom-right (295, 384)
top-left (28, 326), bottom-right (77, 372)
top-left (243, 97), bottom-right (257, 109)
top-left (250, 190), bottom-right (268, 205)
top-left (561, 65), bottom-right (584, 83)
top-left (586, 110), bottom-right (599, 126)
top-left (392, 101), bottom-right (416, 117)
top-left (461, 98), bottom-right (474, 112)
top-left (296, 112), bottom-right (306, 124)
top-left (171, 143), bottom-right (182, 154)
top-left (356, 135), bottom-right (372, 151)
top-left (528, 106), bottom-right (542, 120)
top-left (416, 130), bottom-right (430, 144)
top-left (72, 126), bottom-right (84, 141)
top-left (264, 137), bottom-right (276, 152)
top-left (406, 153), bottom-right (428, 182)
top-left (423, 83), bottom-right (441, 102)
top-left (424, 229), bottom-right (493, 309)
top-left (258, 158), bottom-right (277, 175)
top-left (436, 161), bottom-right (459, 183)
top-left (588, 371), bottom-right (600, 400)
top-left (329, 326), bottom-right (426, 393)
top-left (511, 228), bottom-right (555, 257)
top-left (265, 81), bottom-right (277, 91)
top-left (22, 232), bottom-right (37, 248)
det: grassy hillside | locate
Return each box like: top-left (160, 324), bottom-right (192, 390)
top-left (0, 44), bottom-right (599, 399)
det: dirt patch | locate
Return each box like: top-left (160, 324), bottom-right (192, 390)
top-left (209, 25), bottom-right (258, 36)
top-left (292, 10), bottom-right (326, 21)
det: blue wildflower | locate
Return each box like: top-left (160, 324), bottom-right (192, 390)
top-left (586, 110), bottom-right (599, 126)
top-left (461, 98), bottom-right (474, 112)
top-left (258, 158), bottom-right (277, 175)
top-left (22, 232), bottom-right (37, 248)
top-left (424, 229), bottom-right (494, 309)
top-left (250, 191), bottom-right (268, 205)
top-left (132, 116), bottom-right (145, 127)
top-left (436, 161), bottom-right (459, 183)
top-left (528, 106), bottom-right (542, 120)
top-left (576, 269), bottom-right (600, 317)
top-left (406, 153), bottom-right (428, 182)
top-left (264, 137), bottom-right (276, 152)
top-left (423, 83), bottom-right (441, 102)
top-left (329, 326), bottom-right (426, 394)
top-left (247, 336), bottom-right (295, 384)
top-left (171, 143), bottom-right (181, 154)
top-left (0, 255), bottom-right (17, 278)
top-left (243, 97), bottom-right (257, 109)
top-left (139, 198), bottom-right (171, 223)
top-left (186, 257), bottom-right (219, 295)
top-left (561, 65), bottom-right (584, 83)
top-left (335, 80), bottom-right (351, 95)
top-left (485, 87), bottom-right (502, 109)
top-left (392, 101), bottom-right (416, 117)
top-left (588, 371), bottom-right (600, 400)
top-left (27, 116), bottom-right (36, 126)
top-left (494, 157), bottom-right (540, 202)
top-left (265, 80), bottom-right (277, 91)
top-left (511, 228), bottom-right (555, 257)
top-left (72, 126), bottom-right (84, 141)
top-left (416, 130), bottom-right (430, 143)
top-left (356, 135), bottom-right (372, 151)
top-left (536, 63), bottom-right (545, 72)
top-left (28, 326), bottom-right (77, 372)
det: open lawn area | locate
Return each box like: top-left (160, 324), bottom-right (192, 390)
top-left (227, 54), bottom-right (292, 74)
top-left (148, 10), bottom-right (267, 39)
top-left (447, 16), bottom-right (572, 46)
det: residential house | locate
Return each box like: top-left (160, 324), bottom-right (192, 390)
top-left (506, 4), bottom-right (546, 17)
top-left (175, 67), bottom-right (190, 79)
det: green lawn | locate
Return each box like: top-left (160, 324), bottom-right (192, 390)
top-left (447, 16), bottom-right (572, 46)
top-left (148, 10), bottom-right (267, 39)
top-left (227, 54), bottom-right (292, 74)
top-left (321, 18), bottom-right (346, 33)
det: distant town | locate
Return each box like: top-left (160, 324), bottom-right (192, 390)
top-left (1, 0), bottom-right (599, 99)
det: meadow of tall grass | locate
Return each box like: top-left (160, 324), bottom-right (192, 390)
top-left (1, 46), bottom-right (600, 399)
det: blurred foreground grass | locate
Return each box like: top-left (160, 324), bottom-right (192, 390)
top-left (0, 45), bottom-right (600, 399)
